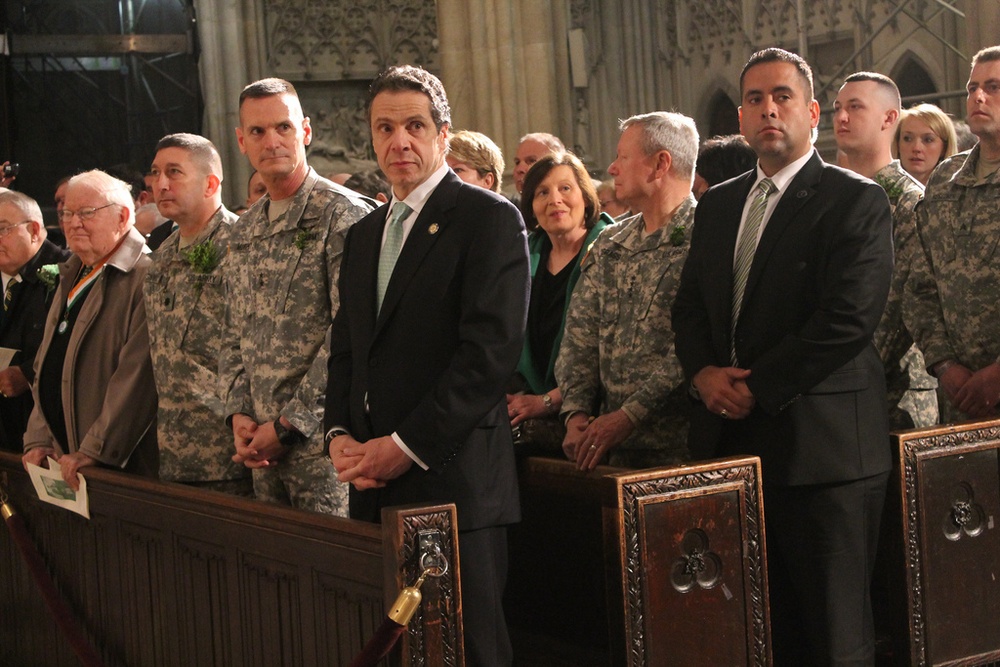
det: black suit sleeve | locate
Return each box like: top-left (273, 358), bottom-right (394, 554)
top-left (672, 195), bottom-right (726, 380)
top-left (746, 180), bottom-right (893, 414)
top-left (396, 199), bottom-right (529, 469)
top-left (11, 242), bottom-right (69, 384)
top-left (323, 224), bottom-right (356, 438)
top-left (13, 284), bottom-right (46, 383)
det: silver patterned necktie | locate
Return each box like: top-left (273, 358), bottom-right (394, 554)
top-left (376, 202), bottom-right (412, 313)
top-left (731, 178), bottom-right (775, 365)
top-left (2, 275), bottom-right (19, 314)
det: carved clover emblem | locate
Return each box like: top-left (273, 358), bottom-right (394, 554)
top-left (942, 482), bottom-right (986, 541)
top-left (671, 529), bottom-right (722, 593)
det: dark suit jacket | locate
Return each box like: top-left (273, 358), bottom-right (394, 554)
top-left (672, 151), bottom-right (894, 486)
top-left (145, 219), bottom-right (175, 252)
top-left (0, 240), bottom-right (70, 451)
top-left (324, 170), bottom-right (530, 531)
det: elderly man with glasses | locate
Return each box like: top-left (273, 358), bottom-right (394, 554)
top-left (0, 191), bottom-right (70, 452)
top-left (21, 169), bottom-right (158, 489)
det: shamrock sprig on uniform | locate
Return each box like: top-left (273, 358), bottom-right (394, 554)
top-left (670, 224), bottom-right (687, 247)
top-left (183, 240), bottom-right (221, 274)
top-left (874, 173), bottom-right (904, 203)
top-left (294, 229), bottom-right (314, 250)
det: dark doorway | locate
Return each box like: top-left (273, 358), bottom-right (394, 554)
top-left (706, 90), bottom-right (740, 138)
top-left (894, 55), bottom-right (939, 104)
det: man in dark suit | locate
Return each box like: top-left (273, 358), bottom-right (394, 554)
top-left (672, 48), bottom-right (894, 665)
top-left (324, 65), bottom-right (529, 666)
top-left (0, 191), bottom-right (70, 451)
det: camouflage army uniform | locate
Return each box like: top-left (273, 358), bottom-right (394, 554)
top-left (904, 145), bottom-right (1000, 424)
top-left (556, 198), bottom-right (695, 468)
top-left (220, 169), bottom-right (373, 514)
top-left (144, 206), bottom-right (252, 495)
top-left (871, 160), bottom-right (938, 429)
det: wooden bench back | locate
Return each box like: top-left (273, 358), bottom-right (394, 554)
top-left (0, 452), bottom-right (460, 666)
top-left (506, 456), bottom-right (625, 663)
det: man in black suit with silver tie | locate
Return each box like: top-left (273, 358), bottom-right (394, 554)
top-left (673, 48), bottom-right (894, 664)
top-left (324, 65), bottom-right (529, 666)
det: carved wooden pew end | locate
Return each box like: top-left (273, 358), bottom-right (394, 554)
top-left (382, 503), bottom-right (464, 666)
top-left (896, 418), bottom-right (1000, 667)
top-left (603, 456), bottom-right (771, 667)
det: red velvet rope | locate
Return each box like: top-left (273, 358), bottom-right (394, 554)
top-left (2, 501), bottom-right (106, 667)
top-left (349, 617), bottom-right (408, 667)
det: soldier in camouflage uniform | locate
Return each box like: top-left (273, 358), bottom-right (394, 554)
top-left (834, 72), bottom-right (937, 429)
top-left (221, 79), bottom-right (373, 514)
top-left (144, 134), bottom-right (252, 495)
top-left (904, 46), bottom-right (1000, 425)
top-left (557, 112), bottom-right (698, 471)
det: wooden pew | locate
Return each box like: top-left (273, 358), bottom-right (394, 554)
top-left (505, 455), bottom-right (626, 666)
top-left (0, 451), bottom-right (461, 667)
top-left (895, 418), bottom-right (1000, 666)
top-left (508, 455), bottom-right (770, 666)
top-left (603, 456), bottom-right (771, 667)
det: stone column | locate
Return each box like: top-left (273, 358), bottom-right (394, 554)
top-left (967, 0), bottom-right (1000, 56)
top-left (195, 0), bottom-right (265, 207)
top-left (437, 0), bottom-right (573, 193)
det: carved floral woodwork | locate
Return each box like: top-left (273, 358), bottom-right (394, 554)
top-left (393, 506), bottom-right (462, 667)
top-left (898, 420), bottom-right (1000, 666)
top-left (606, 456), bottom-right (770, 666)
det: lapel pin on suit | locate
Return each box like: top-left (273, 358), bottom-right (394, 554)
top-left (428, 223), bottom-right (439, 235)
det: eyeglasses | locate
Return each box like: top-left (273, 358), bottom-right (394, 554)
top-left (59, 203), bottom-right (120, 223)
top-left (0, 220), bottom-right (33, 238)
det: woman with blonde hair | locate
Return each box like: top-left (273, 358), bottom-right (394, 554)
top-left (446, 129), bottom-right (505, 193)
top-left (894, 103), bottom-right (958, 186)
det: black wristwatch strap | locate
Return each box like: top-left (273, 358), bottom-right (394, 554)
top-left (273, 418), bottom-right (305, 447)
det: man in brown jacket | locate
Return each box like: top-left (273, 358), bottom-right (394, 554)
top-left (22, 169), bottom-right (158, 489)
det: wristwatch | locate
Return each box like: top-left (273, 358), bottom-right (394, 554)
top-left (273, 418), bottom-right (305, 448)
top-left (932, 359), bottom-right (957, 379)
top-left (541, 393), bottom-right (554, 413)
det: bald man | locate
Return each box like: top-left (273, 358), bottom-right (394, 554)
top-left (512, 132), bottom-right (565, 195)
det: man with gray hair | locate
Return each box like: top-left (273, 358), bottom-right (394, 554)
top-left (23, 169), bottom-right (158, 488)
top-left (0, 190), bottom-right (70, 451)
top-left (557, 111), bottom-right (699, 471)
top-left (144, 133), bottom-right (252, 495)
